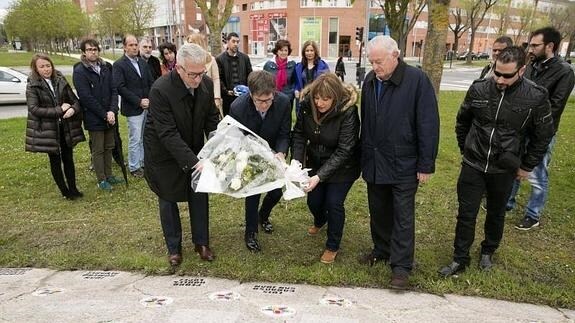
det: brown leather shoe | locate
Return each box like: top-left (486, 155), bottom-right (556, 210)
top-left (320, 249), bottom-right (338, 264)
top-left (168, 254), bottom-right (182, 266)
top-left (194, 245), bottom-right (214, 261)
top-left (390, 272), bottom-right (410, 290)
top-left (307, 225), bottom-right (323, 236)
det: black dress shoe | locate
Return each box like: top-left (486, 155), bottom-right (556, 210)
top-left (479, 254), bottom-right (493, 271)
top-left (438, 261), bottom-right (467, 277)
top-left (359, 250), bottom-right (389, 266)
top-left (168, 254), bottom-right (182, 266)
top-left (261, 220), bottom-right (273, 234)
top-left (245, 232), bottom-right (261, 252)
top-left (69, 189), bottom-right (84, 198)
top-left (194, 245), bottom-right (214, 261)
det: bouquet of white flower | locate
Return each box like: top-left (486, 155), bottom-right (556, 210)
top-left (192, 116), bottom-right (309, 199)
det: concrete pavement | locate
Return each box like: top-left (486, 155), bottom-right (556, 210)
top-left (0, 268), bottom-right (573, 322)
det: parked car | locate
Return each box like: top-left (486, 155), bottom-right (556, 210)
top-left (0, 66), bottom-right (28, 104)
top-left (476, 52), bottom-right (490, 60)
top-left (457, 51), bottom-right (476, 60)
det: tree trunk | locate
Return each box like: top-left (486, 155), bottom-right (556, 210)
top-left (466, 26), bottom-right (477, 64)
top-left (422, 0), bottom-right (451, 95)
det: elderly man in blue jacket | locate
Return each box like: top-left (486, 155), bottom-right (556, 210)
top-left (359, 36), bottom-right (440, 290)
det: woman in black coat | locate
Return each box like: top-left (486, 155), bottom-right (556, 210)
top-left (25, 53), bottom-right (86, 199)
top-left (291, 73), bottom-right (360, 264)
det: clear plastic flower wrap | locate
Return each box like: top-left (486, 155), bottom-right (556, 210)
top-left (192, 116), bottom-right (310, 199)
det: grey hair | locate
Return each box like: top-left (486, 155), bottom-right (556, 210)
top-left (367, 35), bottom-right (400, 56)
top-left (176, 43), bottom-right (207, 65)
top-left (139, 37), bottom-right (152, 46)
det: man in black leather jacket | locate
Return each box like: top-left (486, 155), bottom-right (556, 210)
top-left (506, 27), bottom-right (575, 231)
top-left (439, 46), bottom-right (554, 277)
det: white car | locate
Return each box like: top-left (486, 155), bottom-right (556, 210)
top-left (0, 67), bottom-right (28, 104)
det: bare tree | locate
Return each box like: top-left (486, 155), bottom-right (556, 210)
top-left (373, 0), bottom-right (427, 57)
top-left (195, 0), bottom-right (235, 56)
top-left (448, 7), bottom-right (470, 54)
top-left (422, 0), bottom-right (451, 95)
top-left (465, 0), bottom-right (498, 64)
top-left (493, 0), bottom-right (511, 35)
top-left (124, 0), bottom-right (155, 37)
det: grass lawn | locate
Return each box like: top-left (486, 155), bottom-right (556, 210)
top-left (0, 92), bottom-right (573, 309)
top-left (0, 52), bottom-right (79, 66)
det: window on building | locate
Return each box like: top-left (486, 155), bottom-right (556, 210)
top-left (300, 0), bottom-right (351, 8)
top-left (242, 3), bottom-right (248, 11)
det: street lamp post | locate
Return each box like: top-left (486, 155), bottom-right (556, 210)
top-left (104, 7), bottom-right (115, 57)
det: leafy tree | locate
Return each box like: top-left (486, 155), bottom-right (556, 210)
top-left (492, 0), bottom-right (511, 35)
top-left (422, 0), bottom-right (450, 95)
top-left (194, 0), bottom-right (235, 56)
top-left (124, 0), bottom-right (155, 37)
top-left (4, 0), bottom-right (88, 52)
top-left (373, 0), bottom-right (427, 57)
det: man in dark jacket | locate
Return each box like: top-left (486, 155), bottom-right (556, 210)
top-left (229, 70), bottom-right (291, 252)
top-left (479, 36), bottom-right (512, 79)
top-left (216, 32), bottom-right (253, 116)
top-left (360, 36), bottom-right (440, 289)
top-left (113, 34), bottom-right (154, 178)
top-left (139, 37), bottom-right (161, 81)
top-left (506, 27), bottom-right (575, 230)
top-left (144, 43), bottom-right (221, 265)
top-left (73, 38), bottom-right (122, 191)
top-left (439, 47), bottom-right (554, 277)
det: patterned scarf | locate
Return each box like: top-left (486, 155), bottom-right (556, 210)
top-left (275, 56), bottom-right (288, 92)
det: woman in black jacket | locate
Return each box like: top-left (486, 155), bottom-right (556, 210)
top-left (25, 53), bottom-right (86, 199)
top-left (291, 73), bottom-right (360, 264)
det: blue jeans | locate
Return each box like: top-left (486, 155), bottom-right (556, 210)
top-left (126, 110), bottom-right (147, 172)
top-left (507, 135), bottom-right (556, 221)
top-left (307, 181), bottom-right (354, 252)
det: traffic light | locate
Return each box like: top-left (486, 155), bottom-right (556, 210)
top-left (355, 27), bottom-right (364, 42)
top-left (221, 32), bottom-right (227, 44)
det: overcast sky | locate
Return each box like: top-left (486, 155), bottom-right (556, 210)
top-left (0, 0), bottom-right (11, 9)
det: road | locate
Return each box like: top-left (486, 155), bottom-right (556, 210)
top-left (2, 63), bottom-right (482, 120)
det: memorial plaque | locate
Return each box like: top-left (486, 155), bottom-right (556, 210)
top-left (32, 287), bottom-right (65, 296)
top-left (208, 290), bottom-right (240, 301)
top-left (260, 305), bottom-right (296, 317)
top-left (140, 296), bottom-right (173, 307)
top-left (0, 268), bottom-right (32, 276)
top-left (173, 278), bottom-right (206, 287)
top-left (252, 285), bottom-right (296, 294)
top-left (319, 296), bottom-right (353, 307)
top-left (82, 271), bottom-right (120, 280)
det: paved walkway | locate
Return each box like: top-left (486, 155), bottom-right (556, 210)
top-left (0, 268), bottom-right (573, 322)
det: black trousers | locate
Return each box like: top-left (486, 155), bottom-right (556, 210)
top-left (367, 181), bottom-right (419, 274)
top-left (48, 126), bottom-right (77, 196)
top-left (453, 164), bottom-right (516, 265)
top-left (222, 94), bottom-right (236, 116)
top-left (245, 188), bottom-right (283, 234)
top-left (158, 191), bottom-right (209, 255)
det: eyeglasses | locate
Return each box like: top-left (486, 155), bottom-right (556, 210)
top-left (493, 69), bottom-right (519, 79)
top-left (178, 65), bottom-right (207, 80)
top-left (528, 43), bottom-right (544, 48)
top-left (251, 95), bottom-right (274, 105)
top-left (85, 48), bottom-right (99, 52)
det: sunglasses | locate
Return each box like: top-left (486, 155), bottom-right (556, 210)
top-left (493, 69), bottom-right (518, 79)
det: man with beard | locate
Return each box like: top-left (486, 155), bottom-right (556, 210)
top-left (139, 37), bottom-right (161, 81)
top-left (506, 27), bottom-right (575, 230)
top-left (216, 32), bottom-right (253, 116)
top-left (479, 36), bottom-right (513, 79)
top-left (439, 46), bottom-right (554, 277)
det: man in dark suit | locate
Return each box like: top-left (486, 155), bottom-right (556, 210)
top-left (113, 34), bottom-right (154, 178)
top-left (144, 43), bottom-right (221, 266)
top-left (229, 70), bottom-right (291, 252)
top-left (139, 37), bottom-right (161, 81)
